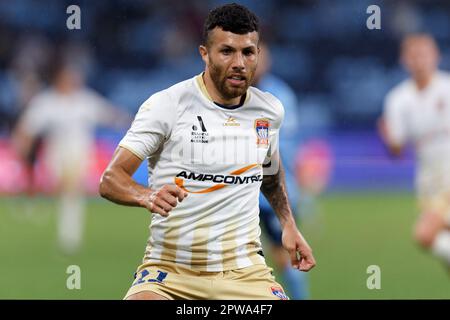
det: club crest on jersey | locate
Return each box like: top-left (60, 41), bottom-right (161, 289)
top-left (254, 118), bottom-right (269, 147)
top-left (270, 286), bottom-right (289, 300)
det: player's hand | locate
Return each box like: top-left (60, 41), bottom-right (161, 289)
top-left (143, 185), bottom-right (188, 217)
top-left (282, 222), bottom-right (316, 272)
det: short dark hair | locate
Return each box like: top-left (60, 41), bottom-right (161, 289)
top-left (202, 3), bottom-right (259, 46)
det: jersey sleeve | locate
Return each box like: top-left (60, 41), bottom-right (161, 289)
top-left (19, 95), bottom-right (48, 138)
top-left (119, 91), bottom-right (176, 160)
top-left (383, 91), bottom-right (408, 146)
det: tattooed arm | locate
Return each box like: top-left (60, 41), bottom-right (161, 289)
top-left (261, 160), bottom-right (316, 272)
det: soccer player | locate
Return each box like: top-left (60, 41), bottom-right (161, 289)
top-left (379, 34), bottom-right (450, 267)
top-left (13, 49), bottom-right (125, 254)
top-left (253, 42), bottom-right (309, 299)
top-left (99, 3), bottom-right (316, 300)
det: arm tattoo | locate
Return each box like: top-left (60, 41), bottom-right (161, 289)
top-left (260, 162), bottom-right (294, 227)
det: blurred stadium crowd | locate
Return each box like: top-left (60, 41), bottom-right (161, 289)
top-left (0, 0), bottom-right (450, 193)
top-left (1, 0), bottom-right (450, 301)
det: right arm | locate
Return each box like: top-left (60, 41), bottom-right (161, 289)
top-left (99, 147), bottom-right (187, 217)
top-left (101, 90), bottom-right (184, 216)
top-left (377, 116), bottom-right (404, 157)
top-left (11, 97), bottom-right (45, 161)
top-left (378, 92), bottom-right (407, 157)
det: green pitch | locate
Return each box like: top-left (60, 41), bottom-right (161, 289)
top-left (0, 192), bottom-right (448, 299)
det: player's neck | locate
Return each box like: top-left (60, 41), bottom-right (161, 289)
top-left (54, 83), bottom-right (79, 95)
top-left (413, 72), bottom-right (435, 91)
top-left (202, 72), bottom-right (243, 106)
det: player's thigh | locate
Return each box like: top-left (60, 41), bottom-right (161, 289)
top-left (126, 291), bottom-right (169, 300)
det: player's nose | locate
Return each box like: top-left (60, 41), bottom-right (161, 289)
top-left (231, 52), bottom-right (245, 70)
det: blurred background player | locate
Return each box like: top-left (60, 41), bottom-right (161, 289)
top-left (12, 44), bottom-right (128, 254)
top-left (253, 42), bottom-right (309, 299)
top-left (1, 35), bottom-right (50, 136)
top-left (379, 34), bottom-right (450, 268)
top-left (1, 36), bottom-right (51, 197)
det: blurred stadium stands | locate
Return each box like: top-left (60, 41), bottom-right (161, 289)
top-left (2, 0), bottom-right (450, 301)
top-left (1, 0), bottom-right (449, 193)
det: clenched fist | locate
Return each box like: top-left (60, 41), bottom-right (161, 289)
top-left (143, 185), bottom-right (188, 217)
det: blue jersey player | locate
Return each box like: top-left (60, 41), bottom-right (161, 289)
top-left (253, 43), bottom-right (309, 299)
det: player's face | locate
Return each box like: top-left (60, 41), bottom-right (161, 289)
top-left (201, 27), bottom-right (259, 101)
top-left (54, 67), bottom-right (83, 92)
top-left (401, 38), bottom-right (439, 79)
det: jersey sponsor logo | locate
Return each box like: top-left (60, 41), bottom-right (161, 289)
top-left (223, 116), bottom-right (240, 126)
top-left (191, 116), bottom-right (209, 143)
top-left (270, 286), bottom-right (289, 300)
top-left (254, 118), bottom-right (269, 147)
top-left (174, 163), bottom-right (261, 194)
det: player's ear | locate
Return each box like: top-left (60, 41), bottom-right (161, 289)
top-left (199, 45), bottom-right (209, 65)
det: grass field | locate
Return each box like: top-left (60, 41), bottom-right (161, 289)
top-left (0, 192), bottom-right (449, 299)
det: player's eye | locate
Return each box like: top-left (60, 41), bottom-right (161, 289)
top-left (243, 49), bottom-right (255, 56)
top-left (221, 48), bottom-right (232, 55)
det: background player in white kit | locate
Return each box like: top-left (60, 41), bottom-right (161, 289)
top-left (99, 3), bottom-right (315, 300)
top-left (379, 34), bottom-right (450, 268)
top-left (13, 47), bottom-right (126, 254)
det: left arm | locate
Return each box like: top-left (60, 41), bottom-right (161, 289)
top-left (261, 159), bottom-right (316, 271)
